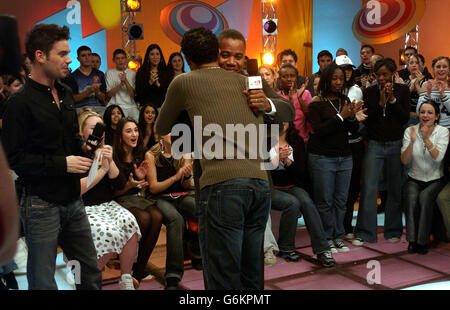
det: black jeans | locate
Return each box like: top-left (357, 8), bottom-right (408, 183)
top-left (403, 177), bottom-right (446, 246)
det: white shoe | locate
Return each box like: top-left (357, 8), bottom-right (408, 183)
top-left (352, 238), bottom-right (364, 246)
top-left (334, 239), bottom-right (350, 252)
top-left (328, 240), bottom-right (338, 254)
top-left (344, 233), bottom-right (355, 240)
top-left (264, 250), bottom-right (277, 265)
top-left (388, 237), bottom-right (400, 243)
top-left (119, 274), bottom-right (135, 290)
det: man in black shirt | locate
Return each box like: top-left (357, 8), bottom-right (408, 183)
top-left (2, 24), bottom-right (101, 290)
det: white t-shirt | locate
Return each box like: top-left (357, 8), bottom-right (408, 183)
top-left (105, 68), bottom-right (136, 106)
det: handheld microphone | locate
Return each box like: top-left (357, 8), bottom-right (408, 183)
top-left (86, 122), bottom-right (105, 158)
top-left (246, 58), bottom-right (263, 114)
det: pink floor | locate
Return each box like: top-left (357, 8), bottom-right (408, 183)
top-left (103, 227), bottom-right (450, 290)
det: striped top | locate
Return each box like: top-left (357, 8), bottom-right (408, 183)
top-left (417, 90), bottom-right (450, 128)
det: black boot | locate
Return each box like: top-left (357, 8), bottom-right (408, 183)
top-left (407, 242), bottom-right (417, 253)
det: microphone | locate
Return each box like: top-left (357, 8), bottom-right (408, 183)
top-left (246, 58), bottom-right (263, 115)
top-left (86, 122), bottom-right (105, 158)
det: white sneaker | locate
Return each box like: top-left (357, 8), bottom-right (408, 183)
top-left (119, 274), bottom-right (135, 290)
top-left (334, 239), bottom-right (350, 252)
top-left (328, 240), bottom-right (338, 254)
top-left (352, 238), bottom-right (364, 246)
top-left (264, 250), bottom-right (277, 265)
top-left (344, 233), bottom-right (355, 240)
top-left (388, 237), bottom-right (400, 243)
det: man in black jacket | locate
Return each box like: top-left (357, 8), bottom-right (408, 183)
top-left (2, 24), bottom-right (101, 290)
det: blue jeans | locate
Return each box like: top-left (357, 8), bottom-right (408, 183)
top-left (355, 140), bottom-right (404, 243)
top-left (198, 178), bottom-right (270, 290)
top-left (20, 192), bottom-right (101, 290)
top-left (272, 187), bottom-right (329, 254)
top-left (308, 154), bottom-right (353, 241)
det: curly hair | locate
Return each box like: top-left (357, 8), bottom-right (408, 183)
top-left (181, 27), bottom-right (218, 66)
top-left (113, 117), bottom-right (145, 166)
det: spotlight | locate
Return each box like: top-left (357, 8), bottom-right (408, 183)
top-left (126, 0), bottom-right (141, 12)
top-left (262, 52), bottom-right (275, 66)
top-left (399, 49), bottom-right (406, 65)
top-left (127, 23), bottom-right (144, 40)
top-left (263, 19), bottom-right (278, 35)
top-left (128, 58), bottom-right (141, 72)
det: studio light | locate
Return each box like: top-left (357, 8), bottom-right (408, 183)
top-left (262, 18), bottom-right (278, 35)
top-left (127, 23), bottom-right (144, 40)
top-left (126, 0), bottom-right (141, 12)
top-left (262, 51), bottom-right (275, 66)
top-left (128, 58), bottom-right (141, 72)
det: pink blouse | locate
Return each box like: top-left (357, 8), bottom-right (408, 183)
top-left (278, 89), bottom-right (312, 142)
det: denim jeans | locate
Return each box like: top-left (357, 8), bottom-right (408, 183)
top-left (156, 195), bottom-right (196, 281)
top-left (437, 183), bottom-right (450, 239)
top-left (403, 178), bottom-right (446, 245)
top-left (198, 178), bottom-right (270, 290)
top-left (355, 139), bottom-right (404, 243)
top-left (308, 154), bottom-right (353, 241)
top-left (272, 187), bottom-right (330, 254)
top-left (20, 192), bottom-right (101, 290)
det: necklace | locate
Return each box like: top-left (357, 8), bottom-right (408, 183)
top-left (326, 97), bottom-right (341, 114)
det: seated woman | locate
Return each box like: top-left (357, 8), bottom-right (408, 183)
top-left (277, 63), bottom-right (312, 143)
top-left (78, 108), bottom-right (141, 290)
top-left (401, 100), bottom-right (449, 254)
top-left (112, 117), bottom-right (163, 283)
top-left (103, 104), bottom-right (125, 146)
top-left (145, 134), bottom-right (196, 290)
top-left (138, 103), bottom-right (159, 151)
top-left (269, 122), bottom-right (336, 267)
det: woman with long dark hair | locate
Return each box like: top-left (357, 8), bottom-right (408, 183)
top-left (112, 117), bottom-right (163, 283)
top-left (167, 52), bottom-right (185, 83)
top-left (307, 63), bottom-right (362, 253)
top-left (138, 103), bottom-right (159, 151)
top-left (103, 104), bottom-right (125, 146)
top-left (135, 44), bottom-right (168, 108)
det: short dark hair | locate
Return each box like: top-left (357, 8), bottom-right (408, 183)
top-left (91, 52), bottom-right (100, 59)
top-left (278, 63), bottom-right (298, 77)
top-left (25, 24), bottom-right (70, 62)
top-left (278, 49), bottom-right (297, 66)
top-left (404, 46), bottom-right (418, 54)
top-left (217, 29), bottom-right (246, 48)
top-left (77, 45), bottom-right (91, 56)
top-left (181, 27), bottom-right (218, 66)
top-left (318, 63), bottom-right (344, 97)
top-left (374, 57), bottom-right (397, 73)
top-left (336, 48), bottom-right (348, 56)
top-left (113, 49), bottom-right (127, 59)
top-left (317, 50), bottom-right (333, 61)
top-left (360, 44), bottom-right (375, 54)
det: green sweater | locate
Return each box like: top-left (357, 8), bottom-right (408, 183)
top-left (156, 67), bottom-right (273, 189)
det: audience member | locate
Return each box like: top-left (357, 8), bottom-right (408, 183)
top-left (398, 46), bottom-right (417, 81)
top-left (277, 63), bottom-right (312, 142)
top-left (307, 63), bottom-right (362, 253)
top-left (77, 108), bottom-right (141, 290)
top-left (167, 52), bottom-right (185, 83)
top-left (146, 134), bottom-right (195, 290)
top-left (277, 49), bottom-right (306, 88)
top-left (138, 103), bottom-right (159, 151)
top-left (401, 100), bottom-right (449, 254)
top-left (417, 56), bottom-right (450, 128)
top-left (353, 58), bottom-right (410, 246)
top-left (91, 52), bottom-right (102, 70)
top-left (136, 44), bottom-right (169, 109)
top-left (71, 45), bottom-right (106, 114)
top-left (436, 143), bottom-right (450, 240)
top-left (306, 50), bottom-right (333, 95)
top-left (103, 104), bottom-right (125, 146)
top-left (336, 48), bottom-right (348, 57)
top-left (270, 122), bottom-right (336, 266)
top-left (259, 64), bottom-right (277, 90)
top-left (106, 49), bottom-right (138, 121)
top-left (112, 117), bottom-right (163, 283)
top-left (354, 44), bottom-right (375, 87)
top-left (2, 24), bottom-right (101, 289)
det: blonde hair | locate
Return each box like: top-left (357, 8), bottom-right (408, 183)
top-left (258, 64), bottom-right (277, 90)
top-left (148, 140), bottom-right (186, 171)
top-left (77, 107), bottom-right (102, 137)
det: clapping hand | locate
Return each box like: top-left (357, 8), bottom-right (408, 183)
top-left (133, 160), bottom-right (149, 180)
top-left (409, 125), bottom-right (417, 143)
top-left (129, 173), bottom-right (148, 189)
top-left (297, 77), bottom-right (309, 100)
